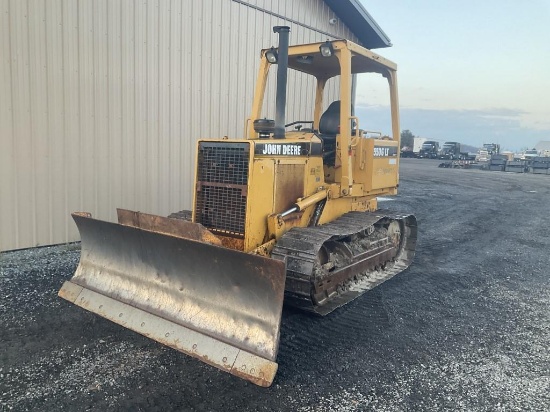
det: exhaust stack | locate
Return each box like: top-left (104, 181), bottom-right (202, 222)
top-left (273, 26), bottom-right (290, 139)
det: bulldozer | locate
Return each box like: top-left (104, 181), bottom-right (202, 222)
top-left (59, 27), bottom-right (416, 387)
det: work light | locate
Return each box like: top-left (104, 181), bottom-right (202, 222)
top-left (319, 41), bottom-right (334, 57)
top-left (265, 47), bottom-right (278, 63)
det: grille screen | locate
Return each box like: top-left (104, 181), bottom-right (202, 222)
top-left (195, 142), bottom-right (249, 237)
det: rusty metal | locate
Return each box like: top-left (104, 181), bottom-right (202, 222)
top-left (272, 210), bottom-right (417, 315)
top-left (196, 181), bottom-right (248, 196)
top-left (315, 246), bottom-right (396, 292)
top-left (59, 281), bottom-right (278, 387)
top-left (60, 212), bottom-right (287, 386)
top-left (251, 239), bottom-right (277, 257)
top-left (216, 235), bottom-right (245, 251)
top-left (117, 209), bottom-right (222, 245)
top-left (73, 211), bottom-right (92, 218)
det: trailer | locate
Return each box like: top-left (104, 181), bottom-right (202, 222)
top-left (529, 157), bottom-right (550, 174)
top-left (488, 154), bottom-right (508, 171)
top-left (505, 160), bottom-right (527, 173)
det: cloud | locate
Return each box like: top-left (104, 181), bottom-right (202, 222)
top-left (355, 106), bottom-right (550, 151)
top-left (463, 108), bottom-right (526, 117)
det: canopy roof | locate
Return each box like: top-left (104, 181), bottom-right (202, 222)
top-left (265, 40), bottom-right (397, 79)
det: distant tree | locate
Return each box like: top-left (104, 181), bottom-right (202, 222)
top-left (400, 129), bottom-right (414, 149)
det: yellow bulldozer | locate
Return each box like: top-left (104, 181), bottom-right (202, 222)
top-left (59, 27), bottom-right (416, 387)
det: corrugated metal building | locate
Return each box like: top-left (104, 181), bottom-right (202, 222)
top-left (0, 0), bottom-right (390, 251)
top-left (534, 141), bottom-right (550, 152)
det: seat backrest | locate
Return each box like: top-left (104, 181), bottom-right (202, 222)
top-left (319, 101), bottom-right (340, 135)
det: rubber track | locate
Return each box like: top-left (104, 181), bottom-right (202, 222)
top-left (272, 210), bottom-right (417, 315)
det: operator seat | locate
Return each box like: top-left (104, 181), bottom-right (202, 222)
top-left (319, 101), bottom-right (340, 136)
top-left (319, 101), bottom-right (340, 166)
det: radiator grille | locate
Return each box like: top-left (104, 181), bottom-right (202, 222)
top-left (195, 142), bottom-right (249, 237)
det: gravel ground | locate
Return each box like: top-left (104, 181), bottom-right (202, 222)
top-left (1, 158), bottom-right (549, 411)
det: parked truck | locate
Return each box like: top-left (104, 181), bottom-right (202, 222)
top-left (482, 143), bottom-right (500, 156)
top-left (401, 137), bottom-right (427, 158)
top-left (521, 149), bottom-right (539, 161)
top-left (439, 142), bottom-right (461, 159)
top-left (418, 140), bottom-right (440, 158)
top-left (413, 137), bottom-right (428, 155)
top-left (439, 142), bottom-right (476, 160)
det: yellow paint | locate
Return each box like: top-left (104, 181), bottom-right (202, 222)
top-left (195, 39), bottom-right (401, 253)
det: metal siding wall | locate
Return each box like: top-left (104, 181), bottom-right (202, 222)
top-left (240, 0), bottom-right (358, 123)
top-left (0, 0), bottom-right (361, 251)
top-left (0, 0), bottom-right (15, 249)
top-left (5, 0), bottom-right (34, 248)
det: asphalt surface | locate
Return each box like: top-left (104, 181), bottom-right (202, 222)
top-left (1, 158), bottom-right (549, 411)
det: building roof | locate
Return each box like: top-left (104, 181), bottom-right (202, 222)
top-left (324, 0), bottom-right (392, 49)
top-left (535, 141), bottom-right (550, 151)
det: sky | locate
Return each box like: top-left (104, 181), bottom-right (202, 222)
top-left (355, 0), bottom-right (550, 151)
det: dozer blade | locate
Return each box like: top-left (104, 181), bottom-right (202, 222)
top-left (59, 211), bottom-right (286, 387)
